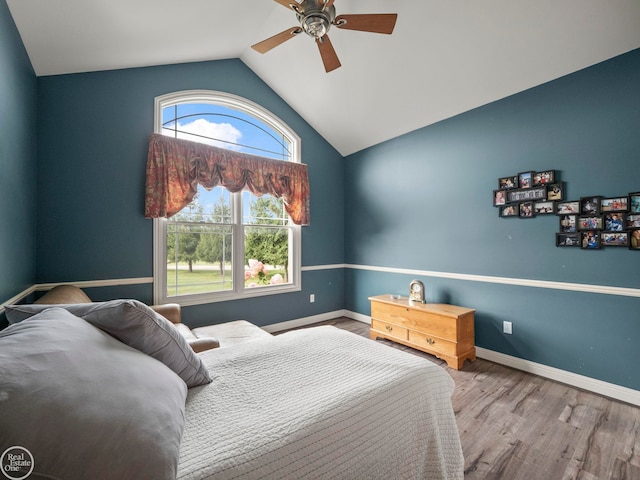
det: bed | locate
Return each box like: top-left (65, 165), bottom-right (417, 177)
top-left (0, 300), bottom-right (463, 480)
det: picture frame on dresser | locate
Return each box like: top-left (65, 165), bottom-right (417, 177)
top-left (555, 200), bottom-right (580, 214)
top-left (556, 233), bottom-right (580, 247)
top-left (629, 192), bottom-right (640, 213)
top-left (602, 232), bottom-right (629, 247)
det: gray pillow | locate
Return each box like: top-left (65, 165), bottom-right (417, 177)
top-left (5, 299), bottom-right (212, 388)
top-left (0, 307), bottom-right (187, 480)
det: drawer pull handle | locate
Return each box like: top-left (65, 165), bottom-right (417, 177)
top-left (385, 325), bottom-right (393, 332)
top-left (425, 337), bottom-right (435, 345)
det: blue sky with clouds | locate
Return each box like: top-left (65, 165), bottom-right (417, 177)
top-left (162, 103), bottom-right (289, 221)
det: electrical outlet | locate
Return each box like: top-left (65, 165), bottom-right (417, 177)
top-left (503, 321), bottom-right (512, 334)
top-left (310, 294), bottom-right (315, 303)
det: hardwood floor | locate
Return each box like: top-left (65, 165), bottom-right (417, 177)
top-left (275, 317), bottom-right (640, 480)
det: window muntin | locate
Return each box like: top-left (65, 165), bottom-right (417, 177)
top-left (153, 91), bottom-right (301, 306)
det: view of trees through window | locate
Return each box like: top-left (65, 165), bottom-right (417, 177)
top-left (157, 93), bottom-right (299, 300)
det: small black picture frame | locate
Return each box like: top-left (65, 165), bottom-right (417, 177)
top-left (556, 233), bottom-right (580, 247)
top-left (581, 231), bottom-right (601, 249)
top-left (603, 212), bottom-right (625, 232)
top-left (532, 170), bottom-right (555, 186)
top-left (498, 175), bottom-right (518, 190)
top-left (499, 205), bottom-right (518, 217)
top-left (555, 200), bottom-right (580, 215)
top-left (493, 189), bottom-right (507, 206)
top-left (580, 196), bottom-right (601, 215)
top-left (626, 214), bottom-right (640, 229)
top-left (629, 192), bottom-right (640, 214)
top-left (518, 171), bottom-right (533, 189)
top-left (559, 214), bottom-right (577, 233)
top-left (602, 232), bottom-right (629, 247)
top-left (546, 183), bottom-right (564, 201)
top-left (519, 201), bottom-right (534, 218)
top-left (534, 201), bottom-right (554, 215)
top-left (601, 197), bottom-right (628, 213)
top-left (630, 229), bottom-right (640, 250)
top-left (578, 215), bottom-right (603, 231)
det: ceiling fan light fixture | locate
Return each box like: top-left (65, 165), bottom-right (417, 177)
top-left (301, 14), bottom-right (329, 38)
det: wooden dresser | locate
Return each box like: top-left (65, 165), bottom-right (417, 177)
top-left (369, 295), bottom-right (476, 370)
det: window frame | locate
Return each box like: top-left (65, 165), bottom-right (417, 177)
top-left (153, 90), bottom-right (302, 306)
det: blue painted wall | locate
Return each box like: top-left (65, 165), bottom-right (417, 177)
top-left (0, 0), bottom-right (37, 305)
top-left (35, 59), bottom-right (345, 327)
top-left (344, 48), bottom-right (640, 390)
top-left (3, 0), bottom-right (639, 391)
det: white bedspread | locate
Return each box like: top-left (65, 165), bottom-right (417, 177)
top-left (177, 326), bottom-right (463, 480)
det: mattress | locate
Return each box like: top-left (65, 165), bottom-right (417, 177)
top-left (177, 325), bottom-right (463, 480)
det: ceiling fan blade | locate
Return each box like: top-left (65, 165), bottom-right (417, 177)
top-left (334, 14), bottom-right (397, 34)
top-left (272, 0), bottom-right (301, 11)
top-left (316, 35), bottom-right (341, 72)
top-left (251, 27), bottom-right (303, 54)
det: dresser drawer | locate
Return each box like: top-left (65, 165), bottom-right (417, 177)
top-left (408, 330), bottom-right (458, 356)
top-left (371, 319), bottom-right (408, 341)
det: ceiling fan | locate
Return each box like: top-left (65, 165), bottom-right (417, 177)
top-left (251, 0), bottom-right (398, 73)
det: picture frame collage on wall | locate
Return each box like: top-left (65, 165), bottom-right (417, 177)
top-left (556, 193), bottom-right (640, 250)
top-left (493, 170), bottom-right (640, 251)
top-left (494, 170), bottom-right (561, 219)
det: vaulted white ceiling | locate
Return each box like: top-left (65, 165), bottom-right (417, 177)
top-left (7, 0), bottom-right (640, 156)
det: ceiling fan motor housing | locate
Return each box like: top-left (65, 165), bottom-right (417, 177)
top-left (296, 0), bottom-right (336, 38)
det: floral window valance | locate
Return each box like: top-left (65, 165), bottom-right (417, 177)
top-left (144, 133), bottom-right (310, 225)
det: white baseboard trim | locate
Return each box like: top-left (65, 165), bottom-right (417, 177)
top-left (345, 311), bottom-right (372, 324)
top-left (475, 347), bottom-right (640, 407)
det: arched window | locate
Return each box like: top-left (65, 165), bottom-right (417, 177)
top-left (153, 90), bottom-right (301, 305)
